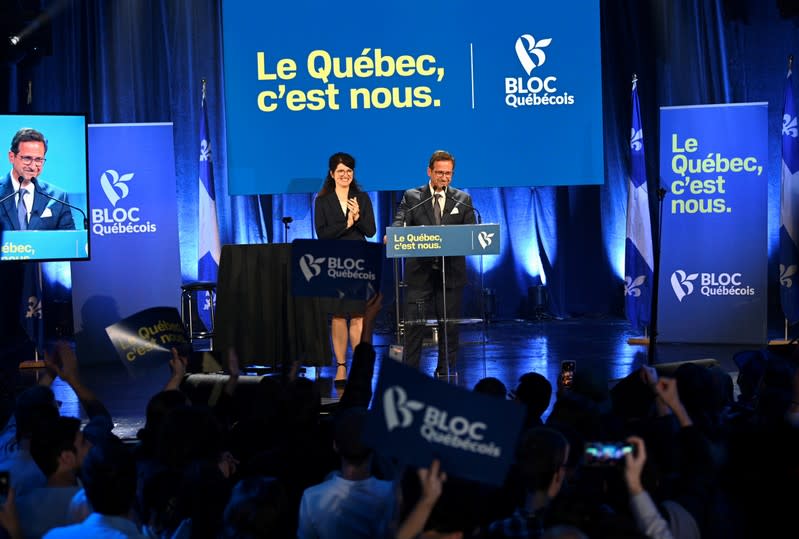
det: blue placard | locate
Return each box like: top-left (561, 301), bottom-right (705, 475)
top-left (363, 359), bottom-right (525, 486)
top-left (0, 230), bottom-right (88, 261)
top-left (221, 0), bottom-right (603, 194)
top-left (386, 224), bottom-right (500, 258)
top-left (291, 239), bottom-right (382, 298)
top-left (658, 103), bottom-right (768, 344)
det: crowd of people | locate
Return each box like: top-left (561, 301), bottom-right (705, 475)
top-left (0, 291), bottom-right (798, 538)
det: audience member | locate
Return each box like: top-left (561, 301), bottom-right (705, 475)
top-left (485, 427), bottom-right (572, 538)
top-left (220, 476), bottom-right (292, 538)
top-left (16, 416), bottom-right (89, 537)
top-left (474, 377), bottom-right (509, 399)
top-left (43, 439), bottom-right (145, 538)
top-left (297, 406), bottom-right (395, 539)
top-left (512, 372), bottom-right (552, 428)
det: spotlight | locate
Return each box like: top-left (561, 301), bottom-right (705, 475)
top-left (9, 35), bottom-right (20, 46)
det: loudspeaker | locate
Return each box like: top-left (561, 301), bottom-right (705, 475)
top-left (180, 373), bottom-right (273, 406)
top-left (654, 358), bottom-right (719, 377)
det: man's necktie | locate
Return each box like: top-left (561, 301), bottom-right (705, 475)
top-left (17, 189), bottom-right (28, 230)
top-left (433, 194), bottom-right (442, 225)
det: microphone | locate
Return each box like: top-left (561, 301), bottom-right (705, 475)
top-left (30, 177), bottom-right (89, 230)
top-left (447, 195), bottom-right (482, 224)
top-left (0, 189), bottom-right (20, 206)
top-left (401, 193), bottom-right (436, 226)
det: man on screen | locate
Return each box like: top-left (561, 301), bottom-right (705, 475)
top-left (0, 128), bottom-right (75, 231)
top-left (391, 150), bottom-right (476, 378)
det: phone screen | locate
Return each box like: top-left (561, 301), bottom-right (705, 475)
top-left (560, 360), bottom-right (576, 389)
top-left (584, 442), bottom-right (633, 466)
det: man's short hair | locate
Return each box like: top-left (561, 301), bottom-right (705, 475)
top-left (80, 439), bottom-right (137, 516)
top-left (428, 150), bottom-right (455, 170)
top-left (333, 406), bottom-right (372, 464)
top-left (516, 426), bottom-right (569, 493)
top-left (30, 415), bottom-right (82, 478)
top-left (10, 128), bottom-right (47, 154)
top-left (15, 385), bottom-right (59, 442)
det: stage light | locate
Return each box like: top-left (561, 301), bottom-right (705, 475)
top-left (9, 35), bottom-right (20, 46)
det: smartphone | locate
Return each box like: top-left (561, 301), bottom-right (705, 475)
top-left (560, 360), bottom-right (576, 389)
top-left (0, 470), bottom-right (9, 499)
top-left (584, 442), bottom-right (633, 466)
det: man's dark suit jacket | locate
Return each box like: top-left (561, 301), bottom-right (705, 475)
top-left (314, 190), bottom-right (376, 240)
top-left (391, 184), bottom-right (476, 288)
top-left (0, 173), bottom-right (76, 231)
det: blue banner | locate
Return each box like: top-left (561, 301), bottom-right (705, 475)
top-left (221, 0), bottom-right (603, 194)
top-left (624, 79), bottom-right (653, 331)
top-left (291, 239), bottom-right (382, 299)
top-left (780, 66), bottom-right (799, 324)
top-left (363, 359), bottom-right (525, 486)
top-left (658, 103), bottom-right (768, 344)
top-left (71, 124), bottom-right (182, 364)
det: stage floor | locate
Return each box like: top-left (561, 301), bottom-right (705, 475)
top-left (35, 317), bottom-right (761, 440)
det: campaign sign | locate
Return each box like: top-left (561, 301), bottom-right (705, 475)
top-left (658, 103), bottom-right (768, 344)
top-left (363, 359), bottom-right (525, 486)
top-left (291, 239), bottom-right (382, 299)
top-left (386, 224), bottom-right (501, 258)
top-left (222, 0), bottom-right (603, 194)
top-left (71, 123), bottom-right (182, 365)
top-left (105, 306), bottom-right (189, 376)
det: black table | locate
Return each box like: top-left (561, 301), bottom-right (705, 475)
top-left (215, 244), bottom-right (331, 368)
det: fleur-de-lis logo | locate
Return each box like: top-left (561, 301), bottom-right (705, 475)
top-left (630, 127), bottom-right (643, 152)
top-left (514, 34), bottom-right (552, 75)
top-left (670, 270), bottom-right (698, 302)
top-left (780, 263), bottom-right (797, 287)
top-left (624, 275), bottom-right (646, 297)
top-left (25, 296), bottom-right (42, 319)
top-left (783, 114), bottom-right (798, 138)
top-left (299, 254), bottom-right (325, 282)
top-left (100, 169), bottom-right (135, 207)
top-left (200, 139), bottom-right (211, 161)
top-left (203, 289), bottom-right (215, 311)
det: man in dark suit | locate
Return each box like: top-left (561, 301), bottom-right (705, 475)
top-left (391, 150), bottom-right (476, 377)
top-left (1, 127), bottom-right (75, 231)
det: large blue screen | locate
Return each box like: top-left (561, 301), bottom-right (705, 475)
top-left (222, 0), bottom-right (603, 194)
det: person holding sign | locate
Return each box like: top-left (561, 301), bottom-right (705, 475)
top-left (391, 150), bottom-right (476, 377)
top-left (314, 152), bottom-right (376, 383)
top-left (1, 128), bottom-right (75, 231)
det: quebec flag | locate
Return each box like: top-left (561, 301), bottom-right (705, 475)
top-left (198, 84), bottom-right (221, 330)
top-left (780, 61), bottom-right (799, 324)
top-left (624, 78), bottom-right (654, 331)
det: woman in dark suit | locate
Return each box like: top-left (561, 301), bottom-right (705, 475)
top-left (314, 152), bottom-right (376, 383)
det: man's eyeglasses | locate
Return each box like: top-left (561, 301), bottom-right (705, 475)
top-left (432, 170), bottom-right (452, 177)
top-left (16, 155), bottom-right (46, 166)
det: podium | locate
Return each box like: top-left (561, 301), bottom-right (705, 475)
top-left (386, 224), bottom-right (500, 380)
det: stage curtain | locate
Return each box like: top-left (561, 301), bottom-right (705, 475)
top-left (1, 0), bottom-right (791, 324)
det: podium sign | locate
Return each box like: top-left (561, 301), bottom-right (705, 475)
top-left (1, 230), bottom-right (89, 261)
top-left (386, 224), bottom-right (500, 258)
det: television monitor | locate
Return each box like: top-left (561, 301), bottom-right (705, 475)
top-left (0, 113), bottom-right (90, 263)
